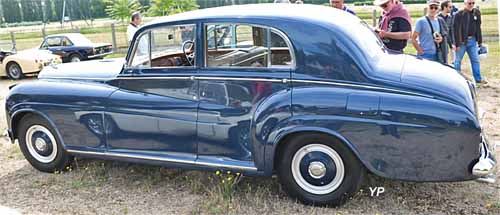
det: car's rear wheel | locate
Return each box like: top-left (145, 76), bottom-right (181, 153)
top-left (7, 62), bottom-right (23, 80)
top-left (18, 114), bottom-right (73, 173)
top-left (69, 54), bottom-right (81, 63)
top-left (277, 133), bottom-right (365, 206)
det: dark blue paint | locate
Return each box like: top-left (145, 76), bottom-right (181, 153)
top-left (5, 4), bottom-right (487, 181)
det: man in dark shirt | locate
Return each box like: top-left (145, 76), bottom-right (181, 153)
top-left (439, 0), bottom-right (456, 62)
top-left (374, 0), bottom-right (412, 52)
top-left (453, 0), bottom-right (485, 84)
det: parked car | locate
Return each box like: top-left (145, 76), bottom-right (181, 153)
top-left (39, 33), bottom-right (113, 63)
top-left (5, 4), bottom-right (496, 206)
top-left (0, 42), bottom-right (61, 79)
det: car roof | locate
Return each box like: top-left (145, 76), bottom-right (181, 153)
top-left (145, 3), bottom-right (357, 30)
top-left (47, 33), bottom-right (83, 38)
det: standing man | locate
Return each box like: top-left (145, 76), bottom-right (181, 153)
top-left (453, 0), bottom-right (486, 84)
top-left (330, 0), bottom-right (356, 15)
top-left (127, 12), bottom-right (142, 44)
top-left (374, 0), bottom-right (412, 52)
top-left (411, 0), bottom-right (448, 63)
top-left (438, 0), bottom-right (456, 62)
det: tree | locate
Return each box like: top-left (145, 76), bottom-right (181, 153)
top-left (148, 0), bottom-right (199, 17)
top-left (104, 0), bottom-right (141, 22)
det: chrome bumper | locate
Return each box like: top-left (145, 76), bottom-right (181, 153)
top-left (472, 136), bottom-right (497, 183)
top-left (88, 51), bottom-right (113, 59)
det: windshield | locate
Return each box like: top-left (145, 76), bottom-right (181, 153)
top-left (343, 21), bottom-right (386, 62)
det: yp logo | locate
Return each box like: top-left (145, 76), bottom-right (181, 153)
top-left (369, 187), bottom-right (385, 197)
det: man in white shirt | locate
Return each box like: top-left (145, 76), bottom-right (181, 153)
top-left (126, 12), bottom-right (142, 45)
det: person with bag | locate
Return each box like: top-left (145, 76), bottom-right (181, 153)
top-left (453, 0), bottom-right (487, 84)
top-left (411, 0), bottom-right (449, 63)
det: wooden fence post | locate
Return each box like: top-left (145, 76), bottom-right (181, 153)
top-left (42, 28), bottom-right (46, 39)
top-left (372, 9), bottom-right (377, 27)
top-left (111, 23), bottom-right (118, 52)
top-left (10, 31), bottom-right (16, 52)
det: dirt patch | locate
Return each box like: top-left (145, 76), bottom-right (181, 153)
top-left (0, 77), bottom-right (498, 215)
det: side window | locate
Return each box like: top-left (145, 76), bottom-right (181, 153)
top-left (129, 24), bottom-right (196, 69)
top-left (62, 37), bottom-right (73, 46)
top-left (43, 37), bottom-right (62, 48)
top-left (131, 32), bottom-right (150, 67)
top-left (205, 24), bottom-right (293, 68)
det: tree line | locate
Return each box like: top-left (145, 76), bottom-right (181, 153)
top-left (0, 0), bottom-right (340, 24)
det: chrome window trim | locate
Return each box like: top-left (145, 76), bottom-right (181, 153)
top-left (127, 30), bottom-right (151, 68)
top-left (66, 149), bottom-right (258, 171)
top-left (203, 22), bottom-right (297, 70)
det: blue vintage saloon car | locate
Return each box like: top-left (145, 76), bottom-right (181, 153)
top-left (5, 4), bottom-right (497, 206)
top-left (39, 33), bottom-right (113, 63)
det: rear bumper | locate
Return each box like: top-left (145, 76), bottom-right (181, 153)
top-left (472, 135), bottom-right (497, 183)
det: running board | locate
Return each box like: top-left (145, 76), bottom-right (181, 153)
top-left (66, 149), bottom-right (258, 171)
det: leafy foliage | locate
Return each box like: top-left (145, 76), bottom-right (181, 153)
top-left (147, 0), bottom-right (199, 17)
top-left (104, 0), bottom-right (142, 22)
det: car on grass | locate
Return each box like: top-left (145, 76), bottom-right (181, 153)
top-left (5, 4), bottom-right (496, 206)
top-left (39, 33), bottom-right (113, 63)
top-left (0, 42), bottom-right (61, 79)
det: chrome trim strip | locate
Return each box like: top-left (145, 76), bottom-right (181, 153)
top-left (88, 51), bottom-right (114, 59)
top-left (195, 76), bottom-right (283, 82)
top-left (116, 76), bottom-right (192, 80)
top-left (292, 80), bottom-right (432, 98)
top-left (66, 149), bottom-right (258, 171)
top-left (41, 77), bottom-right (112, 81)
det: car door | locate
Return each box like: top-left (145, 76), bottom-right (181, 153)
top-left (196, 23), bottom-right (293, 169)
top-left (105, 24), bottom-right (199, 160)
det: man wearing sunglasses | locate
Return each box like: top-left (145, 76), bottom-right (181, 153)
top-left (453, 0), bottom-right (486, 84)
top-left (411, 0), bottom-right (449, 63)
top-left (330, 0), bottom-right (356, 15)
top-left (374, 0), bottom-right (412, 52)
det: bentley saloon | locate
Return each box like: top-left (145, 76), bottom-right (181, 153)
top-left (5, 4), bottom-right (496, 206)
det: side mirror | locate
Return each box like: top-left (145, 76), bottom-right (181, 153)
top-left (168, 34), bottom-right (174, 40)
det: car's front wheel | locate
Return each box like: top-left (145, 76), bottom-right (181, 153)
top-left (18, 114), bottom-right (73, 173)
top-left (277, 133), bottom-right (365, 206)
top-left (69, 54), bottom-right (81, 63)
top-left (7, 62), bottom-right (24, 80)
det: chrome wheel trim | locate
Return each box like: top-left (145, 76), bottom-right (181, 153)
top-left (25, 125), bottom-right (58, 163)
top-left (70, 56), bottom-right (81, 62)
top-left (291, 144), bottom-right (345, 195)
top-left (8, 64), bottom-right (21, 79)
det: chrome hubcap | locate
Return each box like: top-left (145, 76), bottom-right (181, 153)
top-left (26, 125), bottom-right (57, 163)
top-left (308, 161), bottom-right (326, 179)
top-left (291, 144), bottom-right (345, 195)
top-left (34, 138), bottom-right (48, 151)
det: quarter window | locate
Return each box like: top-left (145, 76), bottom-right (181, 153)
top-left (130, 24), bottom-right (196, 68)
top-left (205, 24), bottom-right (293, 68)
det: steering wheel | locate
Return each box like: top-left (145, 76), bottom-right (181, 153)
top-left (182, 40), bottom-right (195, 66)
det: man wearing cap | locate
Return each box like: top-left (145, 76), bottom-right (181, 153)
top-left (411, 0), bottom-right (449, 63)
top-left (453, 0), bottom-right (486, 84)
top-left (127, 12), bottom-right (142, 44)
top-left (330, 0), bottom-right (356, 15)
top-left (374, 0), bottom-right (411, 52)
